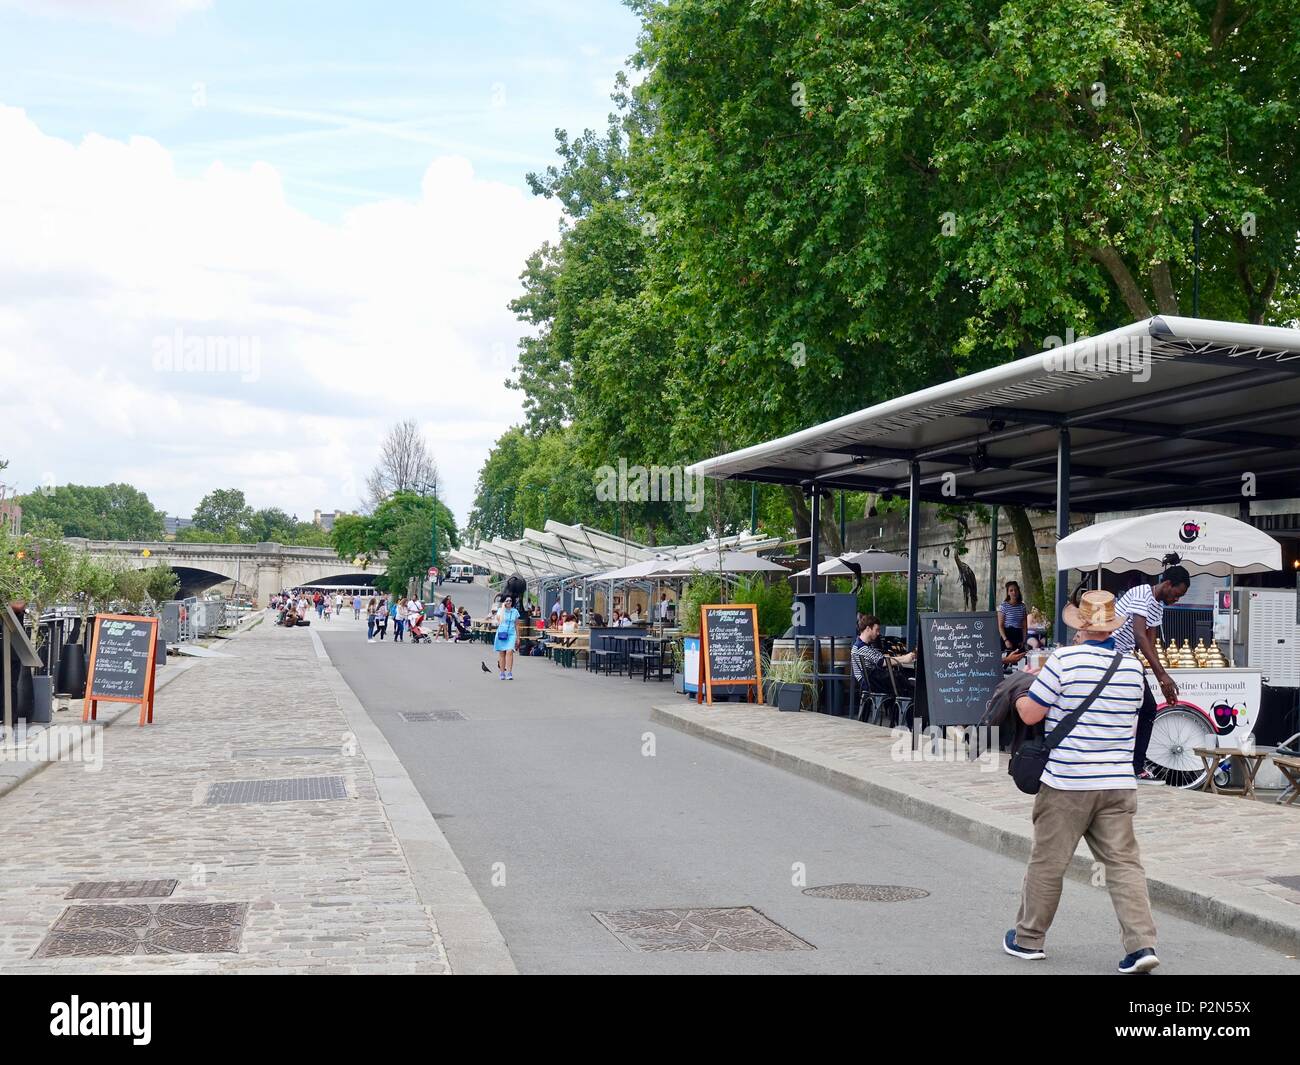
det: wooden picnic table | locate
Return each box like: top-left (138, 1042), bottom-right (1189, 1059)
top-left (1193, 746), bottom-right (1270, 799)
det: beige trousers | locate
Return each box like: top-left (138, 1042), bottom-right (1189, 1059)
top-left (1015, 784), bottom-right (1157, 954)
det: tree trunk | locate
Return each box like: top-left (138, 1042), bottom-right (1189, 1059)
top-left (1088, 245), bottom-right (1153, 319)
top-left (1004, 505), bottom-right (1045, 614)
top-left (786, 485), bottom-right (811, 545)
top-left (1150, 262), bottom-right (1180, 315)
top-left (820, 499), bottom-right (844, 557)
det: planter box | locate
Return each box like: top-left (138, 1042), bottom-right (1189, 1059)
top-left (30, 675), bottom-right (53, 724)
top-left (775, 683), bottom-right (804, 712)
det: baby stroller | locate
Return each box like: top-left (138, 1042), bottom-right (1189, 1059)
top-left (408, 610), bottom-right (430, 644)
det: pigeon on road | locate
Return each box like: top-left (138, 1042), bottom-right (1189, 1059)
top-left (480, 661), bottom-right (491, 673)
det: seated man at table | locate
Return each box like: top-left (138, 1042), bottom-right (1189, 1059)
top-left (851, 615), bottom-right (916, 694)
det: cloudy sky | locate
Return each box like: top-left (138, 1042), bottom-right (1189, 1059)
top-left (0, 0), bottom-right (639, 527)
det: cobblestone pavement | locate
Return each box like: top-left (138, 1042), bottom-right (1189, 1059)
top-left (0, 614), bottom-right (451, 973)
top-left (652, 702), bottom-right (1300, 954)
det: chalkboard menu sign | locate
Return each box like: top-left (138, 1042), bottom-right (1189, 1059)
top-left (84, 614), bottom-right (159, 725)
top-left (918, 612), bottom-right (1003, 727)
top-left (699, 603), bottom-right (761, 705)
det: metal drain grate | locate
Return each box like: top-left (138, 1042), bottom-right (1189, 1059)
top-left (802, 884), bottom-right (931, 902)
top-left (399, 711), bottom-right (467, 722)
top-left (66, 879), bottom-right (178, 900)
top-left (34, 902), bottom-right (248, 958)
top-left (230, 747), bottom-right (342, 759)
top-left (592, 907), bottom-right (814, 953)
top-left (205, 776), bottom-right (347, 805)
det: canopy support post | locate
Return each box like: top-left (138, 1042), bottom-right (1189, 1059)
top-left (809, 486), bottom-right (820, 586)
top-left (1056, 428), bottom-right (1071, 642)
top-left (987, 506), bottom-right (999, 611)
top-left (1229, 570), bottom-right (1236, 666)
top-left (906, 461), bottom-right (921, 649)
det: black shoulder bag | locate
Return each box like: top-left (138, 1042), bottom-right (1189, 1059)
top-left (1010, 652), bottom-right (1123, 795)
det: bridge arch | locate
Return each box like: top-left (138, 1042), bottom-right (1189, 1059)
top-left (66, 539), bottom-right (387, 606)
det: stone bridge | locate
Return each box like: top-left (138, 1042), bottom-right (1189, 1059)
top-left (66, 539), bottom-right (387, 605)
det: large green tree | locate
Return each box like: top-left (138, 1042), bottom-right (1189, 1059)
top-left (487, 0), bottom-right (1299, 578)
top-left (17, 483), bottom-right (165, 541)
top-left (331, 491), bottom-right (459, 592)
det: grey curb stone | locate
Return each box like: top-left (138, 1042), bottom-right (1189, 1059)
top-left (311, 627), bottom-right (516, 974)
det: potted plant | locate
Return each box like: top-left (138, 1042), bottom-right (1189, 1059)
top-left (766, 652), bottom-right (813, 712)
top-left (9, 523), bottom-right (75, 723)
top-left (670, 638), bottom-right (686, 694)
top-left (56, 554), bottom-right (114, 699)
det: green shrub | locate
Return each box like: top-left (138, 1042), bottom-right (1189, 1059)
top-left (679, 573), bottom-right (722, 633)
top-left (733, 573), bottom-right (794, 636)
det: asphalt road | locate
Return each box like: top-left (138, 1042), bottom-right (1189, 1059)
top-left (320, 588), bottom-right (1295, 975)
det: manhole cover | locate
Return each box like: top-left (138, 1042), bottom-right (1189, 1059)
top-left (205, 776), bottom-right (347, 805)
top-left (34, 902), bottom-right (248, 958)
top-left (592, 907), bottom-right (814, 953)
top-left (400, 711), bottom-right (467, 722)
top-left (230, 747), bottom-right (342, 759)
top-left (66, 879), bottom-right (178, 900)
top-left (802, 884), bottom-right (930, 902)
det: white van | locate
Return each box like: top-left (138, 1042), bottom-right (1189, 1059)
top-left (448, 564), bottom-right (476, 583)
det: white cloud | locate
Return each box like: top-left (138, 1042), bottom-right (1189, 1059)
top-left (0, 0), bottom-right (211, 30)
top-left (0, 104), bottom-right (561, 526)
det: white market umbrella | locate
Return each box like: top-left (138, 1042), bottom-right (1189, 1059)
top-left (661, 551), bottom-right (788, 576)
top-left (1056, 511), bottom-right (1281, 577)
top-left (590, 558), bottom-right (667, 582)
top-left (790, 548), bottom-right (941, 611)
top-left (790, 549), bottom-right (941, 579)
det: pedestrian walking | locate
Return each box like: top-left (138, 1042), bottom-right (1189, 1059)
top-left (494, 594), bottom-right (521, 679)
top-left (1004, 590), bottom-right (1159, 974)
top-left (394, 597), bottom-right (408, 642)
top-left (366, 597), bottom-right (377, 642)
top-left (353, 594), bottom-right (362, 620)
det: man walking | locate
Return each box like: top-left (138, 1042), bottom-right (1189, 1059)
top-left (1004, 590), bottom-right (1159, 974)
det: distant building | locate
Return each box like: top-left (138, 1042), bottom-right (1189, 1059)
top-left (313, 510), bottom-right (350, 532)
top-left (164, 516), bottom-right (194, 538)
top-left (0, 498), bottom-right (21, 535)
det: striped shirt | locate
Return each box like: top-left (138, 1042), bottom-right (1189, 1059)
top-left (1112, 584), bottom-right (1163, 655)
top-left (851, 641), bottom-right (886, 685)
top-left (1026, 641), bottom-right (1144, 791)
top-left (999, 601), bottom-right (1027, 630)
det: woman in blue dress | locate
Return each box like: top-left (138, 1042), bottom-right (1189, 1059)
top-left (494, 595), bottom-right (521, 680)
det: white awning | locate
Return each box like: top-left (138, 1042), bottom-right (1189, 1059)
top-left (1056, 510), bottom-right (1283, 576)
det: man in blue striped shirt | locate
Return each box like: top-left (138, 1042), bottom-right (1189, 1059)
top-left (1003, 591), bottom-right (1159, 974)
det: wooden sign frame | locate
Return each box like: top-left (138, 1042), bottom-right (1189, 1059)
top-left (698, 603), bottom-right (762, 706)
top-left (3, 604), bottom-right (41, 738)
top-left (83, 614), bottom-right (159, 726)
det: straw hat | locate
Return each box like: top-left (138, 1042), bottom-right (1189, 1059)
top-left (1062, 590), bottom-right (1129, 633)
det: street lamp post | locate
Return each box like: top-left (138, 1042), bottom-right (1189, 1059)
top-left (417, 479), bottom-right (439, 600)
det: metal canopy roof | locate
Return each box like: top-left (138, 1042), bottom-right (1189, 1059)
top-left (687, 317), bottom-right (1300, 512)
top-left (449, 520), bottom-right (785, 582)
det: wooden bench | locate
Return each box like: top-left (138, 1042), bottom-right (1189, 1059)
top-left (1272, 754), bottom-right (1300, 806)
